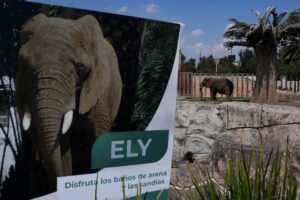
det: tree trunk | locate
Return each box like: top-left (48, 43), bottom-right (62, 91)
top-left (251, 47), bottom-right (278, 103)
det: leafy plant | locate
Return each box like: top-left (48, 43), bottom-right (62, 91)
top-left (129, 20), bottom-right (179, 130)
top-left (186, 144), bottom-right (298, 200)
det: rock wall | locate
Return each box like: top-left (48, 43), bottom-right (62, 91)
top-left (174, 101), bottom-right (225, 162)
top-left (173, 100), bottom-right (300, 163)
top-left (171, 100), bottom-right (300, 199)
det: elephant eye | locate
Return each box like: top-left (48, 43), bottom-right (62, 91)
top-left (75, 64), bottom-right (90, 87)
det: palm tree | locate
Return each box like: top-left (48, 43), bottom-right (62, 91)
top-left (224, 7), bottom-right (300, 103)
top-left (282, 41), bottom-right (300, 63)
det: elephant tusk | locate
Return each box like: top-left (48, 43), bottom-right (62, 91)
top-left (62, 110), bottom-right (73, 134)
top-left (22, 112), bottom-right (31, 131)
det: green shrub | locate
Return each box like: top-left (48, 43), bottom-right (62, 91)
top-left (186, 145), bottom-right (298, 200)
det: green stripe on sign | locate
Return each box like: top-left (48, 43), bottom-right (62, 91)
top-left (91, 130), bottom-right (169, 169)
top-left (126, 189), bottom-right (169, 200)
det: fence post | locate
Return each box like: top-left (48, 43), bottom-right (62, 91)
top-left (192, 73), bottom-right (195, 97)
top-left (290, 75), bottom-right (292, 91)
top-left (233, 73), bottom-right (236, 97)
top-left (204, 73), bottom-right (206, 98)
top-left (294, 77), bottom-right (296, 92)
top-left (242, 74), bottom-right (244, 97)
top-left (252, 74), bottom-right (254, 92)
top-left (182, 72), bottom-right (185, 95)
top-left (178, 72), bottom-right (181, 95)
top-left (246, 74), bottom-right (249, 98)
top-left (236, 73), bottom-right (239, 97)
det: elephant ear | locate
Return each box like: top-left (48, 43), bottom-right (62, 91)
top-left (78, 63), bottom-right (103, 114)
top-left (76, 15), bottom-right (113, 114)
top-left (206, 78), bottom-right (214, 88)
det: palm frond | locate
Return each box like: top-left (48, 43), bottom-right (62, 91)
top-left (224, 29), bottom-right (247, 39)
top-left (280, 8), bottom-right (300, 30)
top-left (224, 19), bottom-right (252, 39)
top-left (264, 7), bottom-right (276, 20)
top-left (282, 41), bottom-right (300, 63)
top-left (228, 18), bottom-right (251, 27)
top-left (259, 7), bottom-right (276, 33)
top-left (280, 24), bottom-right (300, 43)
top-left (275, 12), bottom-right (287, 26)
top-left (282, 23), bottom-right (300, 34)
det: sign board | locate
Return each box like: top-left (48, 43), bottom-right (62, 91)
top-left (1, 1), bottom-right (180, 200)
top-left (91, 130), bottom-right (169, 169)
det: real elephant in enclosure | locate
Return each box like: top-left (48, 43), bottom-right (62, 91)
top-left (200, 78), bottom-right (234, 100)
top-left (16, 13), bottom-right (122, 192)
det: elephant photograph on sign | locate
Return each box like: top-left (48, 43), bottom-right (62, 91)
top-left (200, 78), bottom-right (234, 100)
top-left (16, 13), bottom-right (122, 192)
top-left (0, 1), bottom-right (179, 199)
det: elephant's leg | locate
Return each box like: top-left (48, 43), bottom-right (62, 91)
top-left (200, 87), bottom-right (203, 100)
top-left (210, 88), bottom-right (217, 100)
top-left (210, 88), bottom-right (214, 100)
top-left (225, 88), bottom-right (232, 101)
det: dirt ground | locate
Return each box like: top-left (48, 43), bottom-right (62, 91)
top-left (278, 100), bottom-right (300, 108)
top-left (180, 96), bottom-right (300, 108)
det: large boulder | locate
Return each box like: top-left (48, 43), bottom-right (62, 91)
top-left (171, 100), bottom-right (300, 199)
top-left (211, 102), bottom-right (300, 196)
top-left (173, 101), bottom-right (225, 162)
top-left (211, 102), bottom-right (300, 173)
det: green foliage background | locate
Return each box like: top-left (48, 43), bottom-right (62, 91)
top-left (129, 21), bottom-right (180, 130)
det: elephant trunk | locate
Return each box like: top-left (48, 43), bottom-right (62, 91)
top-left (35, 99), bottom-right (63, 191)
top-left (34, 73), bottom-right (74, 191)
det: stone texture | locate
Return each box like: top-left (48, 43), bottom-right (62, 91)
top-left (173, 127), bottom-right (187, 162)
top-left (184, 134), bottom-right (213, 154)
top-left (261, 104), bottom-right (300, 126)
top-left (219, 102), bottom-right (262, 129)
top-left (174, 101), bottom-right (224, 163)
top-left (172, 100), bottom-right (300, 199)
top-left (175, 101), bottom-right (198, 128)
top-left (188, 108), bottom-right (225, 139)
top-left (259, 124), bottom-right (300, 151)
top-left (210, 128), bottom-right (261, 171)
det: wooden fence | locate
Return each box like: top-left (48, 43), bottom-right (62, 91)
top-left (178, 72), bottom-right (300, 98)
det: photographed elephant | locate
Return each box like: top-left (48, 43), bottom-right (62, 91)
top-left (200, 78), bottom-right (234, 100)
top-left (16, 14), bottom-right (122, 192)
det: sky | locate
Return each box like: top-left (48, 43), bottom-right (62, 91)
top-left (29, 0), bottom-right (300, 61)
